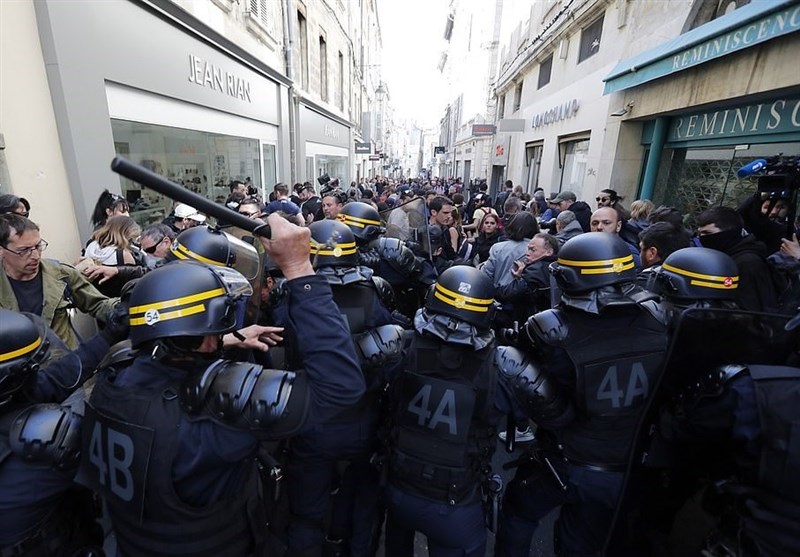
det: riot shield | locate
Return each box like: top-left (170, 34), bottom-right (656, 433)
top-left (605, 307), bottom-right (796, 556)
top-left (221, 225), bottom-right (265, 326)
top-left (381, 197), bottom-right (432, 259)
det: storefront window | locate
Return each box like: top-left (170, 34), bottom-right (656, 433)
top-left (656, 141), bottom-right (800, 221)
top-left (560, 138), bottom-right (590, 197)
top-left (315, 154), bottom-right (348, 185)
top-left (111, 119), bottom-right (263, 227)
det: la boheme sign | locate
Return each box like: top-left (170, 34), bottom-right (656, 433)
top-left (188, 54), bottom-right (252, 103)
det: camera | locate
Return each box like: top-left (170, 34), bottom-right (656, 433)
top-left (247, 184), bottom-right (258, 197)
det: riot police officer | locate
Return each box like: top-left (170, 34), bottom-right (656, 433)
top-left (495, 232), bottom-right (670, 557)
top-left (0, 308), bottom-right (124, 555)
top-left (279, 219), bottom-right (396, 557)
top-left (78, 214), bottom-right (365, 557)
top-left (380, 265), bottom-right (554, 557)
top-left (607, 247), bottom-right (800, 556)
top-left (339, 201), bottom-right (436, 319)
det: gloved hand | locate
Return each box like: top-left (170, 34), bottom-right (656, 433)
top-left (101, 301), bottom-right (130, 345)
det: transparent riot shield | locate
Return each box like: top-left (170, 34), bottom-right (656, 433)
top-left (381, 197), bottom-right (432, 259)
top-left (605, 307), bottom-right (796, 556)
top-left (222, 226), bottom-right (265, 326)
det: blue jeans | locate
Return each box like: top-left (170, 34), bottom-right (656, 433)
top-left (384, 485), bottom-right (487, 557)
top-left (495, 459), bottom-right (624, 557)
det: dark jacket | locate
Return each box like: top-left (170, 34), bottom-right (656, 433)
top-left (725, 235), bottom-right (779, 312)
top-left (570, 201), bottom-right (592, 232)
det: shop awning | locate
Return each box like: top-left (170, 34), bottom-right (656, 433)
top-left (603, 0), bottom-right (800, 94)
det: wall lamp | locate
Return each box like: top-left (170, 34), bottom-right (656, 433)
top-left (610, 101), bottom-right (635, 117)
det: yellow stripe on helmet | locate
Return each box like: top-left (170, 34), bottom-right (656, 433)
top-left (171, 242), bottom-right (228, 267)
top-left (130, 304), bottom-right (206, 326)
top-left (0, 336), bottom-right (42, 362)
top-left (662, 262), bottom-right (739, 286)
top-left (341, 214), bottom-right (381, 227)
top-left (690, 278), bottom-right (739, 290)
top-left (433, 291), bottom-right (490, 313)
top-left (129, 287), bottom-right (225, 315)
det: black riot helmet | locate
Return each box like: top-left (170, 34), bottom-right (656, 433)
top-left (338, 202), bottom-right (384, 243)
top-left (128, 261), bottom-right (253, 347)
top-left (165, 226), bottom-right (260, 280)
top-left (0, 311), bottom-right (58, 407)
top-left (308, 220), bottom-right (359, 268)
top-left (549, 232), bottom-right (636, 294)
top-left (425, 265), bottom-right (495, 327)
top-left (657, 247), bottom-right (739, 303)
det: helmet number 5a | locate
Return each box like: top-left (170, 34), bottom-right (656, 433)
top-left (596, 363), bottom-right (649, 409)
top-left (407, 384), bottom-right (458, 435)
top-left (88, 422), bottom-right (135, 502)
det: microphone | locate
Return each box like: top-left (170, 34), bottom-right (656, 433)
top-left (736, 159), bottom-right (767, 178)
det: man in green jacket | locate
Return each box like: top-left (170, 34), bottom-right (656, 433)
top-left (0, 213), bottom-right (117, 349)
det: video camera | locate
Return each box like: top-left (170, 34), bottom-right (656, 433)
top-left (738, 154), bottom-right (800, 239)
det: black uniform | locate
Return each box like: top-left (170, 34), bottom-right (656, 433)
top-left (79, 266), bottom-right (364, 557)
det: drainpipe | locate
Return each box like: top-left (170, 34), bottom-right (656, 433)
top-left (282, 0), bottom-right (297, 185)
top-left (639, 116), bottom-right (667, 200)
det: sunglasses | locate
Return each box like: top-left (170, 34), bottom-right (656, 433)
top-left (142, 236), bottom-right (164, 254)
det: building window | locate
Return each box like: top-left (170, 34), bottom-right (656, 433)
top-left (513, 81), bottom-right (523, 112)
top-left (525, 142), bottom-right (543, 192)
top-left (297, 11), bottom-right (308, 89)
top-left (559, 137), bottom-right (591, 196)
top-left (578, 15), bottom-right (604, 63)
top-left (319, 36), bottom-right (328, 102)
top-left (338, 52), bottom-right (345, 110)
top-left (247, 0), bottom-right (276, 37)
top-left (497, 94), bottom-right (505, 121)
top-left (538, 54), bottom-right (552, 89)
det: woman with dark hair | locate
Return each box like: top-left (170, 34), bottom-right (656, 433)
top-left (480, 212), bottom-right (539, 288)
top-left (0, 194), bottom-right (30, 217)
top-left (596, 188), bottom-right (630, 221)
top-left (90, 189), bottom-right (130, 230)
top-left (470, 212), bottom-right (505, 265)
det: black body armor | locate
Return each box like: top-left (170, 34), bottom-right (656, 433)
top-left (387, 335), bottom-right (496, 505)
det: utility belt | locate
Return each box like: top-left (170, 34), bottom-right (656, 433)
top-left (505, 442), bottom-right (625, 493)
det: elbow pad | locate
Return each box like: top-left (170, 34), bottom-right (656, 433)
top-left (520, 308), bottom-right (568, 358)
top-left (495, 346), bottom-right (568, 423)
top-left (354, 324), bottom-right (409, 369)
top-left (371, 276), bottom-right (396, 310)
top-left (9, 403), bottom-right (82, 471)
top-left (376, 238), bottom-right (421, 276)
top-left (181, 360), bottom-right (309, 438)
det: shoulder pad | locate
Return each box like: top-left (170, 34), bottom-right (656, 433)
top-left (181, 359), bottom-right (309, 437)
top-left (354, 324), bottom-right (410, 368)
top-left (494, 346), bottom-right (567, 422)
top-left (371, 276), bottom-right (395, 309)
top-left (524, 309), bottom-right (569, 347)
top-left (9, 404), bottom-right (82, 471)
top-left (640, 299), bottom-right (670, 327)
top-left (97, 339), bottom-right (138, 372)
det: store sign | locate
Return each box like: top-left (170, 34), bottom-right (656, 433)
top-left (669, 5), bottom-right (800, 73)
top-left (188, 54), bottom-right (252, 103)
top-left (434, 146), bottom-right (446, 154)
top-left (354, 142), bottom-right (371, 154)
top-left (472, 124), bottom-right (497, 136)
top-left (668, 96), bottom-right (800, 142)
top-left (531, 99), bottom-right (580, 129)
top-left (369, 154), bottom-right (381, 161)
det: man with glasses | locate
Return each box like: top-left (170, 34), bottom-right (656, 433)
top-left (0, 214), bottom-right (117, 349)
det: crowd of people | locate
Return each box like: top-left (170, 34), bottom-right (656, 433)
top-left (0, 168), bottom-right (799, 557)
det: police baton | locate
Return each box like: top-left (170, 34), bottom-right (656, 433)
top-left (110, 157), bottom-right (271, 239)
